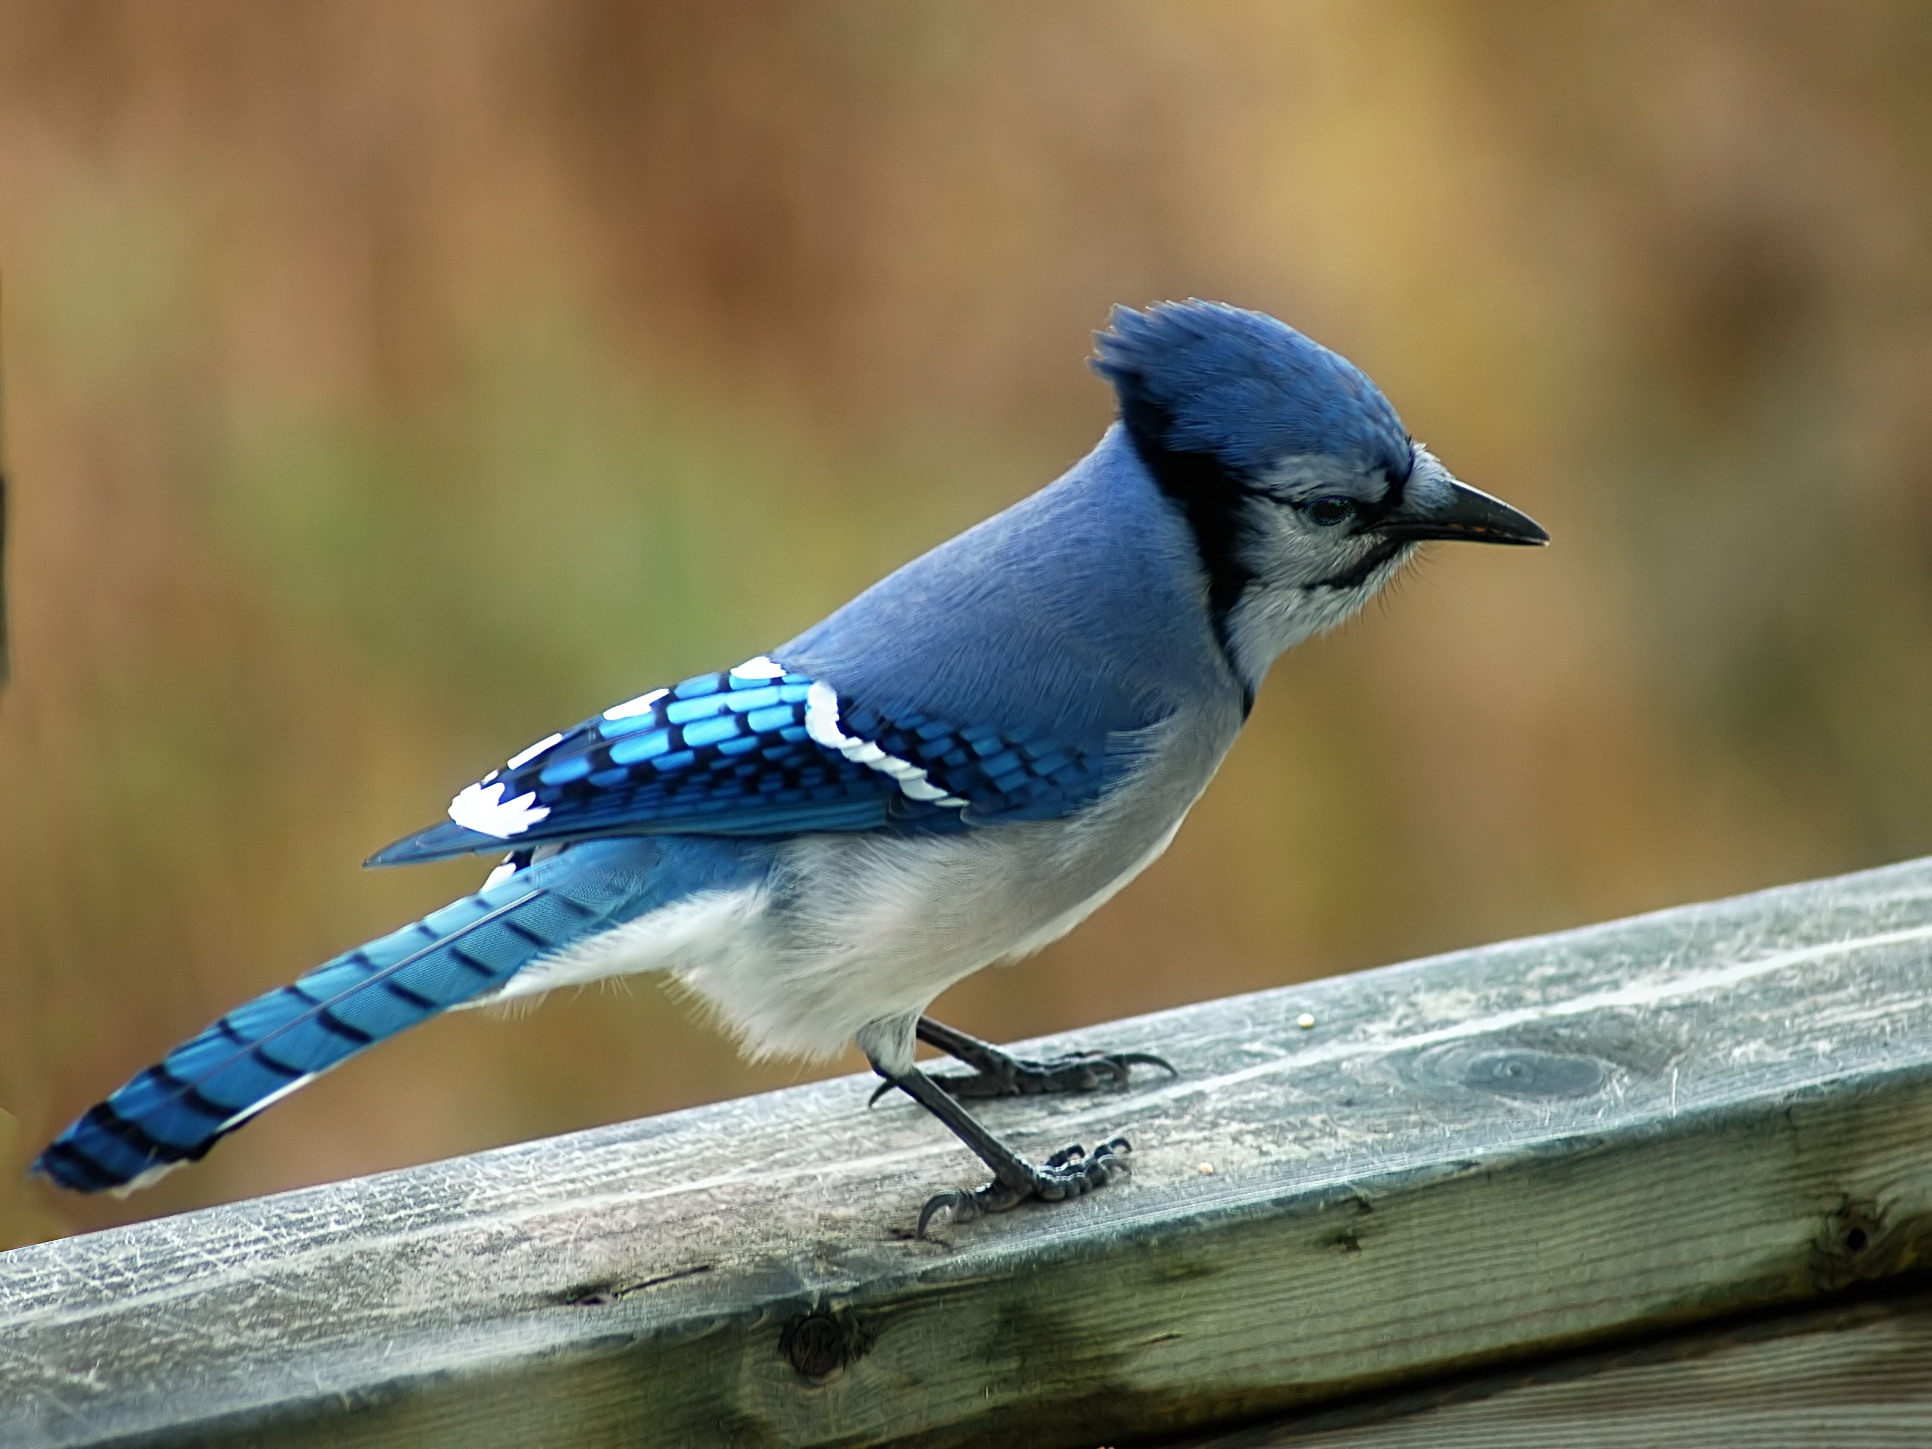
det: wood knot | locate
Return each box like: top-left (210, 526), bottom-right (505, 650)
top-left (781, 1308), bottom-right (870, 1380)
top-left (1460, 1049), bottom-right (1607, 1100)
top-left (1812, 1198), bottom-right (1904, 1290)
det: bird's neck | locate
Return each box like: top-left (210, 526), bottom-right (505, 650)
top-left (1111, 421), bottom-right (1413, 700)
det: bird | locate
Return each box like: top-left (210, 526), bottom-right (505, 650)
top-left (36, 300), bottom-right (1547, 1234)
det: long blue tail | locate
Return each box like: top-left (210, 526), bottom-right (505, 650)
top-left (34, 839), bottom-right (679, 1193)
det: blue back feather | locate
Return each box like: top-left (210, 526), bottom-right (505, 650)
top-left (780, 426), bottom-right (1233, 747)
top-left (371, 425), bottom-right (1231, 865)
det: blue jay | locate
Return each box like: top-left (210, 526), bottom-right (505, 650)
top-left (37, 301), bottom-right (1545, 1233)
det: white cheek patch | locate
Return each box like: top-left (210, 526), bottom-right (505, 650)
top-left (449, 779), bottom-right (553, 837)
top-left (804, 681), bottom-right (966, 807)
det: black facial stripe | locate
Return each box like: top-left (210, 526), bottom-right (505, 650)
top-left (1309, 537), bottom-right (1411, 591)
top-left (1114, 404), bottom-right (1255, 697)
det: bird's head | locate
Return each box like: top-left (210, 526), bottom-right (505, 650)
top-left (1092, 299), bottom-right (1546, 691)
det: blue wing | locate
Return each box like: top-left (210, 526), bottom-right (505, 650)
top-left (369, 657), bottom-right (1113, 866)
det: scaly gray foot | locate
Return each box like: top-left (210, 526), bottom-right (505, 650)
top-left (917, 1137), bottom-right (1132, 1238)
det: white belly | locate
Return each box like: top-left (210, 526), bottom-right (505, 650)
top-left (485, 704), bottom-right (1238, 1067)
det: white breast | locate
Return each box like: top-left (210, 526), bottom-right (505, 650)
top-left (673, 700), bottom-right (1241, 1067)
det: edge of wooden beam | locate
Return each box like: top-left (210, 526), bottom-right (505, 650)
top-left (6, 857), bottom-right (1932, 1448)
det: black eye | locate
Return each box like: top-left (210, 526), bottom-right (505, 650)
top-left (1304, 496), bottom-right (1356, 528)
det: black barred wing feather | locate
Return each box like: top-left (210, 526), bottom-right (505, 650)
top-left (369, 657), bottom-right (1114, 866)
top-left (833, 695), bottom-right (1106, 823)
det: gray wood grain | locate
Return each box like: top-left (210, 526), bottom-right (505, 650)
top-left (1187, 1290), bottom-right (1932, 1447)
top-left (7, 856), bottom-right (1932, 1448)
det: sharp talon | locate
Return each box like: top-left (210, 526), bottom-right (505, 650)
top-left (1119, 1052), bottom-right (1178, 1078)
top-left (867, 1079), bottom-right (899, 1108)
top-left (918, 1188), bottom-right (974, 1238)
top-left (1094, 1137), bottom-right (1133, 1181)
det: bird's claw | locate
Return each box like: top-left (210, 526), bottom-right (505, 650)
top-left (932, 1049), bottom-right (1175, 1099)
top-left (916, 1136), bottom-right (1132, 1238)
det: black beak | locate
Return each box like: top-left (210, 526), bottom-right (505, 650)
top-left (1376, 478), bottom-right (1548, 547)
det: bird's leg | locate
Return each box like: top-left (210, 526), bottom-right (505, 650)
top-left (912, 1015), bottom-right (1176, 1100)
top-left (873, 1059), bottom-right (1131, 1238)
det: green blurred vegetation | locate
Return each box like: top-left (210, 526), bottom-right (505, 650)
top-left (3, 0), bottom-right (1931, 1245)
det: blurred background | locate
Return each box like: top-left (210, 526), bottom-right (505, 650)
top-left (3, 0), bottom-right (1930, 1246)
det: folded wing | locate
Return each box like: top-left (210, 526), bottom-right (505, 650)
top-left (370, 656), bottom-right (1116, 866)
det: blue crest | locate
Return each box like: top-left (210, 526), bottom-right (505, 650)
top-left (1091, 300), bottom-right (1412, 482)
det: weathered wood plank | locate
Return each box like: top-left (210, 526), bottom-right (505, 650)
top-left (6, 857), bottom-right (1932, 1448)
top-left (1185, 1289), bottom-right (1932, 1446)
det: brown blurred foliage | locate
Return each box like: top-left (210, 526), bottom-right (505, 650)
top-left (3, 0), bottom-right (1931, 1246)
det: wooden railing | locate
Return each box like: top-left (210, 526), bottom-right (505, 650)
top-left (7, 857), bottom-right (1932, 1447)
